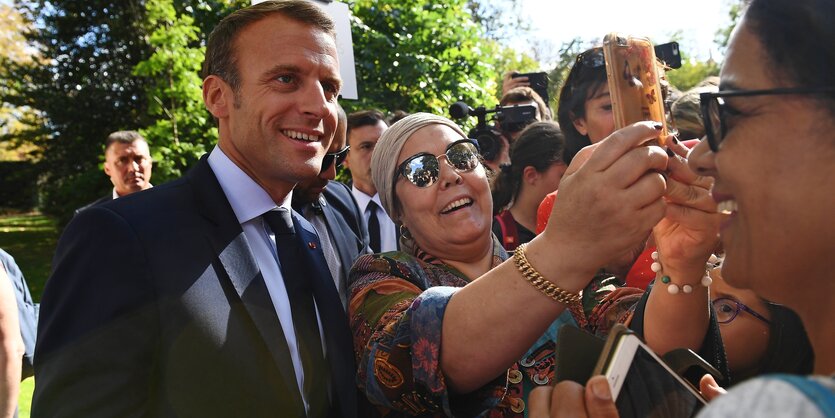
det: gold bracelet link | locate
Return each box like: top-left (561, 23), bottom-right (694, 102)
top-left (513, 243), bottom-right (581, 305)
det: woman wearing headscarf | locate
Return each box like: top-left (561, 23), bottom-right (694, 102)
top-left (348, 112), bottom-right (722, 416)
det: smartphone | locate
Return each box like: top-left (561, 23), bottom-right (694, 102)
top-left (654, 41), bottom-right (682, 69)
top-left (602, 33), bottom-right (668, 146)
top-left (511, 71), bottom-right (550, 104)
top-left (554, 325), bottom-right (605, 385)
top-left (594, 325), bottom-right (706, 418)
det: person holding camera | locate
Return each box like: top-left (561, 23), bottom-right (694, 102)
top-left (479, 87), bottom-right (550, 174)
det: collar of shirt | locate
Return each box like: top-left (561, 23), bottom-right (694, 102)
top-left (351, 186), bottom-right (383, 213)
top-left (207, 145), bottom-right (292, 222)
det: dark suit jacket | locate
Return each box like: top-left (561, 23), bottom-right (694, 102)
top-left (295, 181), bottom-right (370, 297)
top-left (33, 157), bottom-right (357, 418)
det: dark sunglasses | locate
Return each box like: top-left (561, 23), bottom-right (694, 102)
top-left (713, 297), bottom-right (771, 325)
top-left (395, 139), bottom-right (480, 188)
top-left (320, 145), bottom-right (350, 172)
top-left (700, 87), bottom-right (835, 152)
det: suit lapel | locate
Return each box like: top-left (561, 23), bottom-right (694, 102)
top-left (187, 158), bottom-right (305, 414)
top-left (318, 195), bottom-right (359, 282)
top-left (293, 211), bottom-right (358, 418)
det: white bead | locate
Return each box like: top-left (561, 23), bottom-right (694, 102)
top-left (667, 284), bottom-right (680, 294)
top-left (651, 251), bottom-right (659, 261)
top-left (708, 254), bottom-right (719, 264)
top-left (651, 262), bottom-right (662, 273)
top-left (683, 284), bottom-right (693, 294)
top-left (701, 275), bottom-right (713, 287)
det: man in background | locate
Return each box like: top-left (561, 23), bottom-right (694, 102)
top-left (75, 130), bottom-right (153, 214)
top-left (343, 110), bottom-right (397, 252)
top-left (293, 105), bottom-right (370, 309)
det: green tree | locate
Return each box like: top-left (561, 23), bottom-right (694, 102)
top-left (0, 3), bottom-right (42, 161)
top-left (133, 0), bottom-right (218, 183)
top-left (2, 0), bottom-right (153, 224)
top-left (345, 0), bottom-right (499, 118)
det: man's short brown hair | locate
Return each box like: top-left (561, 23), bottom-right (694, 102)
top-left (105, 131), bottom-right (146, 153)
top-left (201, 0), bottom-right (335, 95)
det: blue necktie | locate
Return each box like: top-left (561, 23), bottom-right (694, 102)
top-left (262, 208), bottom-right (331, 417)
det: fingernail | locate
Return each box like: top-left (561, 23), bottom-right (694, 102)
top-left (652, 122), bottom-right (663, 131)
top-left (672, 136), bottom-right (680, 145)
top-left (590, 378), bottom-right (612, 401)
top-left (666, 147), bottom-right (675, 157)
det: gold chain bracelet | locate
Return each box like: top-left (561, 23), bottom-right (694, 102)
top-left (513, 243), bottom-right (581, 305)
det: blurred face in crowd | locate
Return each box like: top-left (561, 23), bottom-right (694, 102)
top-left (530, 161), bottom-right (567, 198)
top-left (688, 18), bottom-right (835, 304)
top-left (203, 14), bottom-right (341, 201)
top-left (394, 124), bottom-right (492, 260)
top-left (344, 120), bottom-right (386, 196)
top-left (293, 120), bottom-right (347, 205)
top-left (710, 267), bottom-right (771, 379)
top-left (104, 139), bottom-right (153, 197)
top-left (572, 82), bottom-right (615, 144)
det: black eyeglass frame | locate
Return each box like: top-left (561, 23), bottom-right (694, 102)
top-left (713, 297), bottom-right (771, 326)
top-left (394, 138), bottom-right (481, 188)
top-left (700, 87), bottom-right (835, 152)
top-left (320, 145), bottom-right (350, 172)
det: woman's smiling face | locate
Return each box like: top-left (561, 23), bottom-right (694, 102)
top-left (394, 124), bottom-right (493, 259)
top-left (687, 18), bottom-right (835, 303)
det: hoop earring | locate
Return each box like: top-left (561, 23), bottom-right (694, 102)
top-left (399, 224), bottom-right (412, 240)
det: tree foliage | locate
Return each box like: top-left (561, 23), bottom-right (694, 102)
top-left (345, 0), bottom-right (499, 118)
top-left (0, 3), bottom-right (42, 161)
top-left (2, 0), bottom-right (153, 223)
top-left (133, 0), bottom-right (217, 183)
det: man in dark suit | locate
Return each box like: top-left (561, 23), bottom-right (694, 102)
top-left (33, 2), bottom-right (356, 417)
top-left (75, 130), bottom-right (153, 215)
top-left (293, 105), bottom-right (371, 309)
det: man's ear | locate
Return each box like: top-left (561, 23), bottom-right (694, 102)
top-left (203, 75), bottom-right (232, 119)
top-left (103, 162), bottom-right (112, 177)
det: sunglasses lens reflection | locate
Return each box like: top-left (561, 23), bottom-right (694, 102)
top-left (403, 155), bottom-right (440, 188)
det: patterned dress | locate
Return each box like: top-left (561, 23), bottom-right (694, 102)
top-left (348, 238), bottom-right (646, 417)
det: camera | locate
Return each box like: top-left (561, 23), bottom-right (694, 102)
top-left (449, 102), bottom-right (538, 161)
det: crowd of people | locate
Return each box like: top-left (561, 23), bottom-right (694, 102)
top-left (0, 0), bottom-right (830, 416)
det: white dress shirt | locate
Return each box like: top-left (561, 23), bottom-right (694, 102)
top-left (208, 146), bottom-right (321, 413)
top-left (351, 186), bottom-right (398, 252)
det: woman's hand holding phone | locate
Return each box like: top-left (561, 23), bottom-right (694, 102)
top-left (541, 122), bottom-right (668, 289)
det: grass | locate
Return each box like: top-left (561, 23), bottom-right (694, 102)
top-left (0, 212), bottom-right (60, 418)
top-left (0, 212), bottom-right (59, 302)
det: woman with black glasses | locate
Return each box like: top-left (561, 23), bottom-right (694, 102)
top-left (347, 113), bottom-right (720, 416)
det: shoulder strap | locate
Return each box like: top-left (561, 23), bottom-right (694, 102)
top-left (769, 374), bottom-right (835, 417)
top-left (494, 211), bottom-right (519, 251)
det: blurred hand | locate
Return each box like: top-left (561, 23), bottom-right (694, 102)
top-left (699, 374), bottom-right (727, 401)
top-left (543, 122), bottom-right (668, 285)
top-left (529, 375), bottom-right (620, 418)
top-left (652, 138), bottom-right (719, 273)
top-left (502, 71), bottom-right (529, 95)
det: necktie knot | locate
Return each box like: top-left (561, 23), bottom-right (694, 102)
top-left (263, 208), bottom-right (294, 235)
